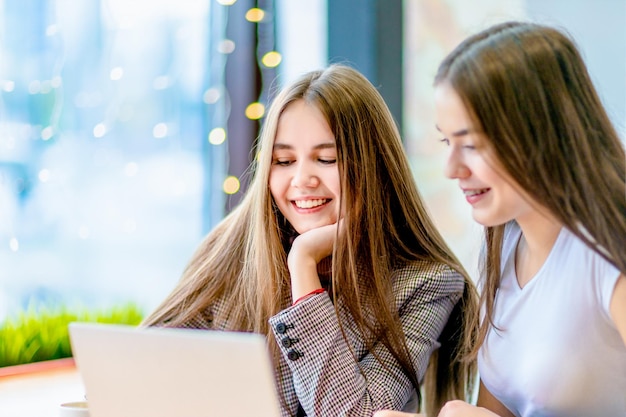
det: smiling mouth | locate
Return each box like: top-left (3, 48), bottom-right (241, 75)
top-left (293, 199), bottom-right (329, 209)
top-left (464, 188), bottom-right (490, 196)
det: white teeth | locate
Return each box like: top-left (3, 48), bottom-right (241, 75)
top-left (464, 189), bottom-right (488, 196)
top-left (294, 199), bottom-right (327, 209)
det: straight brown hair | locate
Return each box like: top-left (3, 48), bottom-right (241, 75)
top-left (435, 21), bottom-right (626, 357)
top-left (144, 65), bottom-right (479, 414)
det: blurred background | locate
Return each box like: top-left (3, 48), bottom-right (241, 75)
top-left (0, 0), bottom-right (624, 324)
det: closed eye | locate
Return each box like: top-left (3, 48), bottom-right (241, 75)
top-left (439, 138), bottom-right (475, 150)
top-left (318, 158), bottom-right (336, 165)
top-left (273, 159), bottom-right (293, 166)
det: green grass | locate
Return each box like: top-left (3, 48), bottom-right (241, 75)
top-left (0, 302), bottom-right (144, 368)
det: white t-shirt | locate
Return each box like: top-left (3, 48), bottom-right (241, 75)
top-left (478, 222), bottom-right (626, 417)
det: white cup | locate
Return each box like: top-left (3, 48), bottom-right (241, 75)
top-left (59, 401), bottom-right (90, 417)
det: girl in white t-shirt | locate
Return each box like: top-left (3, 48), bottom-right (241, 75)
top-left (376, 21), bottom-right (626, 417)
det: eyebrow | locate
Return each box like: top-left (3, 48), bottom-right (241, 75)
top-left (435, 125), bottom-right (473, 137)
top-left (272, 141), bottom-right (336, 151)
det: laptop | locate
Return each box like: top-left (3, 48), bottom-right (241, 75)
top-left (68, 322), bottom-right (282, 417)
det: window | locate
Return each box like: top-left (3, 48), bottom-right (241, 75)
top-left (0, 0), bottom-right (222, 319)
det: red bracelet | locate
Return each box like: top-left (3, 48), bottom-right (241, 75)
top-left (292, 288), bottom-right (326, 306)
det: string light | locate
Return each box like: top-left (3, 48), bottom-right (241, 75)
top-left (203, 87), bottom-right (221, 104)
top-left (245, 8), bottom-right (265, 22)
top-left (261, 51), bottom-right (281, 68)
top-left (93, 123), bottom-right (106, 138)
top-left (218, 39), bottom-right (236, 54)
top-left (245, 102), bottom-right (265, 120)
top-left (208, 127), bottom-right (226, 145)
top-left (38, 169), bottom-right (51, 182)
top-left (153, 123), bottom-right (168, 138)
top-left (223, 176), bottom-right (240, 194)
top-left (110, 67), bottom-right (124, 80)
top-left (41, 126), bottom-right (54, 140)
top-left (0, 5), bottom-right (279, 246)
top-left (2, 80), bottom-right (15, 92)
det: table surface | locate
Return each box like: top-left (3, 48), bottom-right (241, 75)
top-left (0, 361), bottom-right (85, 417)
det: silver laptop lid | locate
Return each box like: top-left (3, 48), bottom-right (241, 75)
top-left (69, 322), bottom-right (281, 417)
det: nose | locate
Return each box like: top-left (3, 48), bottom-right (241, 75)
top-left (291, 161), bottom-right (320, 188)
top-left (444, 147), bottom-right (470, 179)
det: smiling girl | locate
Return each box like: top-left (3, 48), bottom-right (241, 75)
top-left (376, 20), bottom-right (626, 417)
top-left (143, 65), bottom-right (478, 416)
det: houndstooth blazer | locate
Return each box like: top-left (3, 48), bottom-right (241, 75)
top-left (183, 259), bottom-right (464, 417)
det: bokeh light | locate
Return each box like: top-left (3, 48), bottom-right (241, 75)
top-left (208, 127), bottom-right (227, 145)
top-left (223, 176), bottom-right (240, 194)
top-left (203, 88), bottom-right (221, 104)
top-left (110, 66), bottom-right (124, 80)
top-left (41, 126), bottom-right (54, 141)
top-left (153, 122), bottom-right (168, 138)
top-left (218, 39), bottom-right (236, 54)
top-left (38, 169), bottom-right (51, 182)
top-left (261, 51), bottom-right (282, 68)
top-left (93, 123), bottom-right (107, 138)
top-left (246, 8), bottom-right (265, 22)
top-left (245, 102), bottom-right (265, 120)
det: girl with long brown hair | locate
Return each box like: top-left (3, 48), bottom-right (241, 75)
top-left (143, 64), bottom-right (478, 416)
top-left (378, 20), bottom-right (626, 417)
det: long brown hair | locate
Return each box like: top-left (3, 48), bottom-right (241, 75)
top-left (435, 21), bottom-right (626, 357)
top-left (144, 64), bottom-right (478, 414)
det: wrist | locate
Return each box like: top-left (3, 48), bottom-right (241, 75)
top-left (292, 288), bottom-right (326, 305)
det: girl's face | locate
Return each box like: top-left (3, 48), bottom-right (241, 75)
top-left (434, 83), bottom-right (535, 227)
top-left (269, 100), bottom-right (341, 235)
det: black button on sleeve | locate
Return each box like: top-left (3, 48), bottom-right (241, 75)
top-left (287, 349), bottom-right (303, 361)
top-left (281, 337), bottom-right (299, 348)
top-left (275, 322), bottom-right (293, 334)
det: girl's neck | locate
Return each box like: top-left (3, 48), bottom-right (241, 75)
top-left (514, 211), bottom-right (562, 288)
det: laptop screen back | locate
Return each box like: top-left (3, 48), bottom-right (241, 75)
top-left (68, 322), bottom-right (281, 417)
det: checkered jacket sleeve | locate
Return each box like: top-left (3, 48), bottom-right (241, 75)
top-left (268, 260), bottom-right (464, 417)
